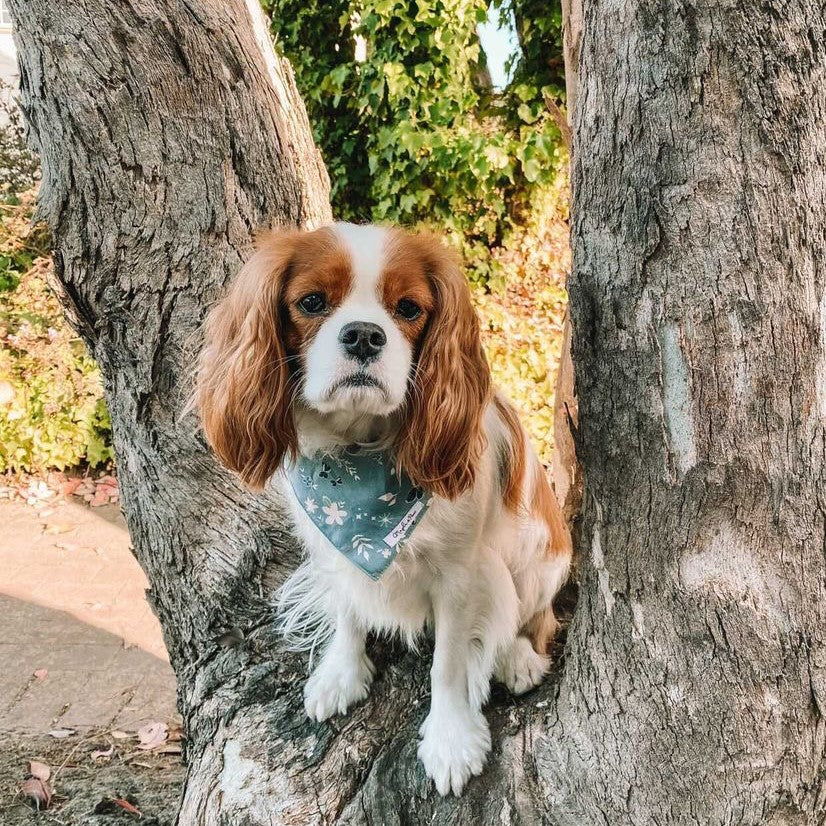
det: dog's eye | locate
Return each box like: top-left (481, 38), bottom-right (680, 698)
top-left (396, 298), bottom-right (421, 321)
top-left (297, 292), bottom-right (327, 315)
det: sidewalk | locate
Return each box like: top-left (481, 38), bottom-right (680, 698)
top-left (0, 496), bottom-right (178, 735)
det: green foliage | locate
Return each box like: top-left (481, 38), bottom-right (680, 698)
top-left (265, 0), bottom-right (566, 282)
top-left (0, 194), bottom-right (113, 473)
top-left (494, 0), bottom-right (565, 123)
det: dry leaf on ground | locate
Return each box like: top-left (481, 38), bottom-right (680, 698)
top-left (28, 760), bottom-right (50, 781)
top-left (20, 777), bottom-right (52, 810)
top-left (136, 721), bottom-right (168, 750)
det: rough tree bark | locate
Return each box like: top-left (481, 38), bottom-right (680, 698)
top-left (9, 0), bottom-right (826, 823)
top-left (550, 0), bottom-right (583, 522)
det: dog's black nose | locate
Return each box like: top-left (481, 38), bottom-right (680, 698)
top-left (339, 321), bottom-right (386, 362)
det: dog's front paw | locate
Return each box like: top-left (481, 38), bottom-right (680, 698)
top-left (417, 707), bottom-right (491, 796)
top-left (495, 635), bottom-right (549, 695)
top-left (304, 650), bottom-right (375, 722)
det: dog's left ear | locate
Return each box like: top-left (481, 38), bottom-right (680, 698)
top-left (196, 230), bottom-right (300, 489)
top-left (395, 233), bottom-right (491, 499)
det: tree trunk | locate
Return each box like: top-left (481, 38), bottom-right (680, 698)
top-left (550, 0), bottom-right (582, 522)
top-left (9, 0), bottom-right (826, 824)
top-left (562, 0), bottom-right (826, 823)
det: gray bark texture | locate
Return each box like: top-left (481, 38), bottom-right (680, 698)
top-left (8, 0), bottom-right (826, 823)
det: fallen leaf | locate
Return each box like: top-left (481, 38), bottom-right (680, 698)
top-left (155, 742), bottom-right (182, 755)
top-left (91, 745), bottom-right (114, 761)
top-left (60, 479), bottom-right (82, 496)
top-left (20, 777), bottom-right (52, 810)
top-left (33, 668), bottom-right (48, 680)
top-left (48, 728), bottom-right (76, 739)
top-left (113, 798), bottom-right (142, 817)
top-left (136, 721), bottom-right (168, 750)
top-left (43, 523), bottom-right (73, 535)
top-left (28, 760), bottom-right (50, 781)
top-left (111, 730), bottom-right (130, 740)
top-left (167, 723), bottom-right (185, 742)
top-left (93, 797), bottom-right (143, 818)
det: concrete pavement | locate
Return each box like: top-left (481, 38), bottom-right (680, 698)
top-left (0, 496), bottom-right (178, 735)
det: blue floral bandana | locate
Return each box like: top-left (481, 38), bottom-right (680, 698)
top-left (286, 446), bottom-right (433, 580)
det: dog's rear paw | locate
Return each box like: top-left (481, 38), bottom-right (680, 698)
top-left (418, 707), bottom-right (490, 796)
top-left (495, 635), bottom-right (549, 695)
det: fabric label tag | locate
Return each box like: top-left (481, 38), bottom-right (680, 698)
top-left (383, 501), bottom-right (425, 548)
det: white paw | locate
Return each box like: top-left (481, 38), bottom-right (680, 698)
top-left (417, 707), bottom-right (491, 796)
top-left (495, 636), bottom-right (549, 695)
top-left (303, 650), bottom-right (375, 722)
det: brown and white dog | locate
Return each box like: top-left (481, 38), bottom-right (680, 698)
top-left (196, 223), bottom-right (571, 796)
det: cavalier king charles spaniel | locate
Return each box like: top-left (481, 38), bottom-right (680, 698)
top-left (196, 223), bottom-right (572, 796)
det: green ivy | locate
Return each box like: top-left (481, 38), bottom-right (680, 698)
top-left (264, 0), bottom-right (566, 284)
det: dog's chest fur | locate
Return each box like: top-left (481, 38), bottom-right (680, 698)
top-left (275, 459), bottom-right (501, 645)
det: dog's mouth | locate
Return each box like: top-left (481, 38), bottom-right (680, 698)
top-left (329, 373), bottom-right (387, 396)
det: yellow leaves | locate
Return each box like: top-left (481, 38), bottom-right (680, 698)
top-left (472, 177), bottom-right (571, 465)
top-left (1, 193), bottom-right (113, 473)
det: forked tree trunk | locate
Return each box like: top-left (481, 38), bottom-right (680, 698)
top-left (9, 0), bottom-right (826, 823)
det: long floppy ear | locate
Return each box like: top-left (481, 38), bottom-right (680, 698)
top-left (196, 230), bottom-right (299, 490)
top-left (395, 233), bottom-right (491, 499)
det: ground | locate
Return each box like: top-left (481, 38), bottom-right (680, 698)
top-left (0, 490), bottom-right (183, 824)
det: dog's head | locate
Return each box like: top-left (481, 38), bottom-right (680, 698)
top-left (196, 224), bottom-right (490, 498)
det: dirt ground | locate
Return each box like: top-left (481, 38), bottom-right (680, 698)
top-left (0, 730), bottom-right (184, 825)
top-left (0, 488), bottom-right (183, 824)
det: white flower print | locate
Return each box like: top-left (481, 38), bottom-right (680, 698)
top-left (323, 501), bottom-right (348, 525)
top-left (304, 497), bottom-right (318, 513)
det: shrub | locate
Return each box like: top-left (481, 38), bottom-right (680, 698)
top-left (0, 192), bottom-right (113, 473)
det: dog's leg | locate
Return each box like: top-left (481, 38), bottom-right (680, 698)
top-left (417, 583), bottom-right (492, 797)
top-left (494, 633), bottom-right (550, 694)
top-left (304, 609), bottom-right (374, 722)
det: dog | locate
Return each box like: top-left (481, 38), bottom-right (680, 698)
top-left (196, 223), bottom-right (572, 796)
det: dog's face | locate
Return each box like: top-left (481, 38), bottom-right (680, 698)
top-left (196, 223), bottom-right (490, 498)
top-left (283, 225), bottom-right (433, 418)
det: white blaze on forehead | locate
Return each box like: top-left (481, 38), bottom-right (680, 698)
top-left (299, 222), bottom-right (412, 417)
top-left (331, 223), bottom-right (391, 299)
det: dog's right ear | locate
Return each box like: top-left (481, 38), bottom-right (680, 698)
top-left (196, 230), bottom-right (300, 489)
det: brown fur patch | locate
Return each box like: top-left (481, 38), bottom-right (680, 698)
top-left (379, 232), bottom-right (436, 346)
top-left (532, 460), bottom-right (572, 560)
top-left (391, 231), bottom-right (491, 499)
top-left (282, 227), bottom-right (353, 352)
top-left (195, 226), bottom-right (353, 490)
top-left (494, 396), bottom-right (527, 514)
top-left (523, 607), bottom-right (560, 655)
